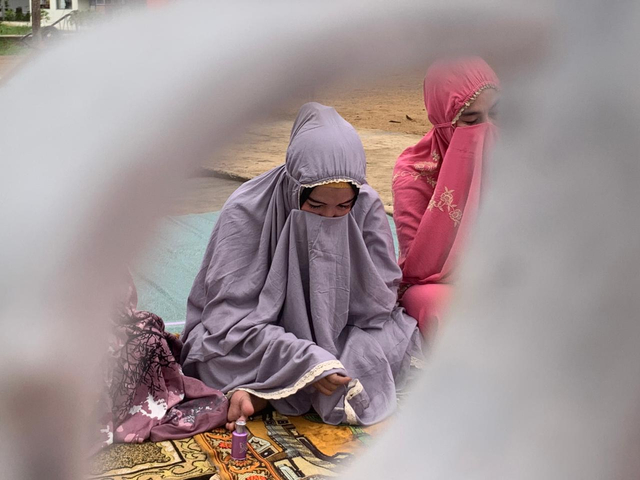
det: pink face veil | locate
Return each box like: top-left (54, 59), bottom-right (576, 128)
top-left (392, 57), bottom-right (499, 289)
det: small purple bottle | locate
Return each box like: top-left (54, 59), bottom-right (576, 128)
top-left (231, 419), bottom-right (248, 461)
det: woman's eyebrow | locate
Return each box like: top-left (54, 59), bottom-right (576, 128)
top-left (339, 196), bottom-right (357, 206)
top-left (307, 196), bottom-right (326, 205)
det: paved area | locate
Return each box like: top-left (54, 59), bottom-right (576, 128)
top-left (177, 69), bottom-right (430, 215)
top-left (0, 55), bottom-right (27, 83)
top-left (171, 176), bottom-right (243, 215)
top-left (201, 119), bottom-right (422, 213)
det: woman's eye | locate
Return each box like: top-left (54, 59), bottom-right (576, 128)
top-left (308, 204), bottom-right (322, 209)
top-left (338, 204), bottom-right (351, 210)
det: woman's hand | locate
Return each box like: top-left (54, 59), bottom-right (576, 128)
top-left (312, 373), bottom-right (352, 395)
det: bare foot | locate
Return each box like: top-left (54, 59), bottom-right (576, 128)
top-left (226, 390), bottom-right (268, 431)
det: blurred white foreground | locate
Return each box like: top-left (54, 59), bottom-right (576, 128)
top-left (2, 1), bottom-right (639, 479)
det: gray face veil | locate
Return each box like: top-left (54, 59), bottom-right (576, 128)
top-left (181, 103), bottom-right (422, 425)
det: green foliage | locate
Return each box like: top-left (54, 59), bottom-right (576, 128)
top-left (1, 2), bottom-right (31, 22)
top-left (0, 1), bottom-right (30, 53)
top-left (1, 0), bottom-right (49, 23)
top-left (2, 8), bottom-right (15, 21)
top-left (0, 37), bottom-right (27, 54)
top-left (0, 23), bottom-right (31, 34)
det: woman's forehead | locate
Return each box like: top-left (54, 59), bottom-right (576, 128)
top-left (460, 89), bottom-right (499, 116)
top-left (309, 185), bottom-right (357, 203)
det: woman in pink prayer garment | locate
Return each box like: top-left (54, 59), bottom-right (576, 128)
top-left (392, 57), bottom-right (499, 338)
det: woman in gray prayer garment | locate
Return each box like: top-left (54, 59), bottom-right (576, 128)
top-left (180, 102), bottom-right (423, 430)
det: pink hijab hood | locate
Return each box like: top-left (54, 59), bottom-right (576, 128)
top-left (392, 57), bottom-right (499, 289)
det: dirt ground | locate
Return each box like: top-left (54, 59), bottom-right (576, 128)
top-left (1, 55), bottom-right (431, 214)
top-left (195, 69), bottom-right (431, 214)
top-left (290, 70), bottom-right (431, 136)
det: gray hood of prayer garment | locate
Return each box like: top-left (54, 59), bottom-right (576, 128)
top-left (181, 102), bottom-right (422, 425)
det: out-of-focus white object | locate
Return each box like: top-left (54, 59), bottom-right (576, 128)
top-left (7, 0), bottom-right (637, 479)
top-left (348, 3), bottom-right (640, 479)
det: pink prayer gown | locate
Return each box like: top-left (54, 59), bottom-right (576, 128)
top-left (392, 57), bottom-right (499, 337)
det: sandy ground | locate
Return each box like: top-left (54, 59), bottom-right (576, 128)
top-left (1, 55), bottom-right (430, 214)
top-left (197, 70), bottom-right (431, 213)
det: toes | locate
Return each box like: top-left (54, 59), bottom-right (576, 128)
top-left (240, 396), bottom-right (255, 418)
top-left (228, 391), bottom-right (267, 426)
top-left (227, 401), bottom-right (240, 424)
top-left (227, 391), bottom-right (246, 423)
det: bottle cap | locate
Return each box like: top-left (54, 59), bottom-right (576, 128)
top-left (235, 419), bottom-right (246, 434)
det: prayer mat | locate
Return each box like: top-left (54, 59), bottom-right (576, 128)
top-left (89, 436), bottom-right (214, 480)
top-left (90, 411), bottom-right (385, 480)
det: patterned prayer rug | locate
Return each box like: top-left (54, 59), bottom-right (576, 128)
top-left (89, 436), bottom-right (214, 480)
top-left (91, 411), bottom-right (385, 480)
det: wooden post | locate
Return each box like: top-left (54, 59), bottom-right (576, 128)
top-left (31, 0), bottom-right (41, 45)
top-left (1, 0), bottom-right (5, 22)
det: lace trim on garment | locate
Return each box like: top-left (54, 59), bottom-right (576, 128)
top-left (410, 356), bottom-right (426, 369)
top-left (343, 379), bottom-right (365, 425)
top-left (301, 178), bottom-right (362, 190)
top-left (297, 178), bottom-right (362, 209)
top-left (229, 360), bottom-right (345, 400)
top-left (451, 84), bottom-right (498, 126)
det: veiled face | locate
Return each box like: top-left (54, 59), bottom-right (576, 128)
top-left (455, 88), bottom-right (499, 127)
top-left (300, 185), bottom-right (357, 217)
